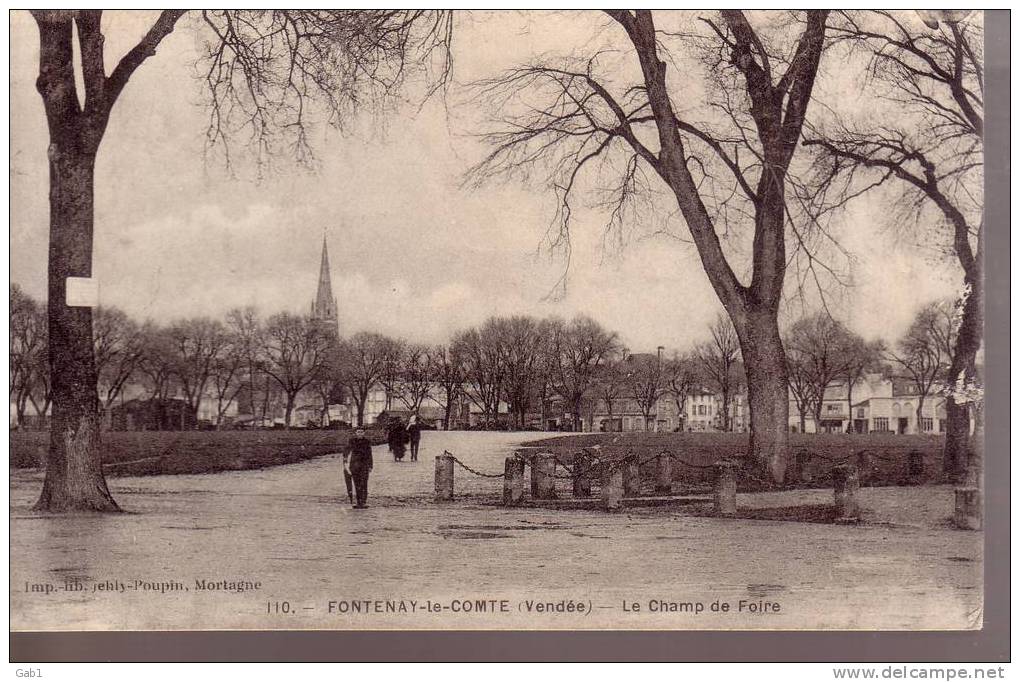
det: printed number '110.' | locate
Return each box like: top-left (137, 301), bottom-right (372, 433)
top-left (267, 601), bottom-right (291, 614)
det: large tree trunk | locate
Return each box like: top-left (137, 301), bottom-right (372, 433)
top-left (443, 393), bottom-right (453, 430)
top-left (35, 140), bottom-right (117, 510)
top-left (33, 13), bottom-right (120, 511)
top-left (284, 394), bottom-right (295, 429)
top-left (16, 392), bottom-right (29, 424)
top-left (722, 392), bottom-right (731, 432)
top-left (355, 396), bottom-right (366, 427)
top-left (943, 272), bottom-right (982, 479)
top-left (735, 311), bottom-right (789, 483)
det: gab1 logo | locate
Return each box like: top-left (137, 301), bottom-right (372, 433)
top-left (16, 670), bottom-right (43, 678)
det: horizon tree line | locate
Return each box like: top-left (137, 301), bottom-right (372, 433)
top-left (12, 283), bottom-right (960, 439)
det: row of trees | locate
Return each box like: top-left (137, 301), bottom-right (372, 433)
top-left (10, 285), bottom-right (742, 433)
top-left (11, 288), bottom-right (335, 430)
top-left (14, 278), bottom-right (959, 436)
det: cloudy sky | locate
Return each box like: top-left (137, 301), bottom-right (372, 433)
top-left (9, 11), bottom-right (961, 353)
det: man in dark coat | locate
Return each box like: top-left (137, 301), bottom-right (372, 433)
top-left (407, 415), bottom-right (422, 462)
top-left (344, 427), bottom-right (373, 508)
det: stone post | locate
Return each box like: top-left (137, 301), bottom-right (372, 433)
top-left (655, 452), bottom-right (673, 495)
top-left (572, 451), bottom-right (592, 498)
top-left (531, 453), bottom-right (557, 500)
top-left (601, 464), bottom-right (623, 511)
top-left (713, 460), bottom-right (738, 516)
top-left (832, 464), bottom-right (860, 522)
top-left (856, 451), bottom-right (872, 486)
top-left (953, 487), bottom-right (982, 530)
top-left (907, 451), bottom-right (924, 479)
top-left (435, 453), bottom-right (455, 501)
top-left (793, 450), bottom-right (811, 484)
top-left (502, 456), bottom-right (525, 506)
top-left (622, 454), bottom-right (641, 497)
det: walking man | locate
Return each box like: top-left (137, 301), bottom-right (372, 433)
top-left (407, 415), bottom-right (422, 462)
top-left (344, 427), bottom-right (373, 509)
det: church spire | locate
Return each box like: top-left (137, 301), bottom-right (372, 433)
top-left (311, 234), bottom-right (338, 335)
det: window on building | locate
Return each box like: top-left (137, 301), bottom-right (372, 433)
top-left (857, 408), bottom-right (865, 418)
top-left (827, 404), bottom-right (839, 413)
top-left (920, 417), bottom-right (933, 432)
top-left (698, 405), bottom-right (705, 416)
top-left (939, 419), bottom-right (947, 433)
top-left (872, 417), bottom-right (889, 432)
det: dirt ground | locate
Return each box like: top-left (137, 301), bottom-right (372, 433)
top-left (9, 431), bottom-right (982, 631)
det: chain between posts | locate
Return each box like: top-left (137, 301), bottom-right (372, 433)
top-left (442, 451), bottom-right (507, 479)
top-left (796, 449), bottom-right (903, 464)
top-left (443, 446), bottom-right (906, 484)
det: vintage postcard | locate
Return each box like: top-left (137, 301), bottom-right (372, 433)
top-left (10, 10), bottom-right (985, 635)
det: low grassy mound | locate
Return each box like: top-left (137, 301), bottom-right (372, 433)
top-left (521, 432), bottom-right (946, 490)
top-left (9, 429), bottom-right (385, 477)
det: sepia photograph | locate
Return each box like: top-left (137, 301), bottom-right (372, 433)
top-left (10, 9), bottom-right (988, 640)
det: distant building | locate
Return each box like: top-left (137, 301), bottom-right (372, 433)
top-left (111, 398), bottom-right (196, 431)
top-left (9, 400), bottom-right (49, 430)
top-left (788, 373), bottom-right (946, 435)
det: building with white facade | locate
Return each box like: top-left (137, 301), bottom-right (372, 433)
top-left (789, 373), bottom-right (947, 435)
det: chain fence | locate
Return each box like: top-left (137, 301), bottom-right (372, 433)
top-left (443, 451), bottom-right (507, 479)
top-left (438, 445), bottom-right (925, 493)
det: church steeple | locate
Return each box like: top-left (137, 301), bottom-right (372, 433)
top-left (311, 234), bottom-right (339, 335)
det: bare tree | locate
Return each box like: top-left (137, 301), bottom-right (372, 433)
top-left (452, 323), bottom-right (506, 426)
top-left (626, 353), bottom-right (665, 432)
top-left (593, 350), bottom-right (628, 431)
top-left (166, 317), bottom-right (229, 429)
top-left (696, 313), bottom-right (741, 432)
top-left (495, 316), bottom-right (547, 429)
top-left (376, 339), bottom-right (405, 412)
top-left (428, 344), bottom-right (463, 430)
top-left (261, 313), bottom-right (332, 428)
top-left (472, 10), bottom-right (829, 479)
top-left (10, 285), bottom-right (46, 427)
top-left (533, 338), bottom-right (559, 430)
top-left (887, 302), bottom-right (954, 432)
top-left (137, 323), bottom-right (177, 406)
top-left (785, 346), bottom-right (815, 435)
top-left (27, 9), bottom-right (451, 510)
top-left (225, 306), bottom-right (272, 428)
top-left (841, 336), bottom-right (886, 429)
top-left (93, 306), bottom-right (144, 423)
top-left (309, 336), bottom-right (345, 427)
top-left (664, 351), bottom-right (699, 432)
top-left (338, 332), bottom-right (400, 427)
top-left (549, 315), bottom-right (619, 431)
top-left (393, 343), bottom-right (436, 416)
top-left (208, 329), bottom-right (248, 429)
top-left (783, 312), bottom-right (860, 431)
top-left (803, 11), bottom-right (982, 475)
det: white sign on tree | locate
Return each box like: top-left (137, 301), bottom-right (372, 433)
top-left (65, 277), bottom-right (99, 307)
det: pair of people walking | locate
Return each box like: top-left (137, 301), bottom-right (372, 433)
top-left (342, 416), bottom-right (424, 508)
top-left (387, 415), bottom-right (422, 462)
